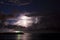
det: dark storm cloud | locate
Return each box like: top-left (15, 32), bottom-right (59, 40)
top-left (0, 0), bottom-right (60, 19)
top-left (0, 0), bottom-right (60, 13)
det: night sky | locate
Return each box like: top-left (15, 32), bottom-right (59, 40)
top-left (0, 0), bottom-right (60, 31)
top-left (0, 0), bottom-right (60, 15)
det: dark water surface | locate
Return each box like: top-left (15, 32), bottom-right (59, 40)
top-left (0, 32), bottom-right (60, 40)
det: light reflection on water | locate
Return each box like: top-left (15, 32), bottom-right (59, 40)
top-left (0, 33), bottom-right (32, 40)
top-left (16, 33), bottom-right (31, 40)
top-left (0, 32), bottom-right (60, 40)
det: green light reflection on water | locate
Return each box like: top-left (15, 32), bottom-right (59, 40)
top-left (15, 31), bottom-right (23, 40)
top-left (17, 34), bottom-right (21, 40)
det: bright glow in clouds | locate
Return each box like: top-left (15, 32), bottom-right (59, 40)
top-left (13, 15), bottom-right (34, 27)
top-left (6, 13), bottom-right (39, 27)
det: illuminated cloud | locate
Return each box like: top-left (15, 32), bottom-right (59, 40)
top-left (5, 13), bottom-right (39, 28)
top-left (13, 15), bottom-right (34, 27)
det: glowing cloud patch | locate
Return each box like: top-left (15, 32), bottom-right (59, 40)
top-left (14, 15), bottom-right (33, 27)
